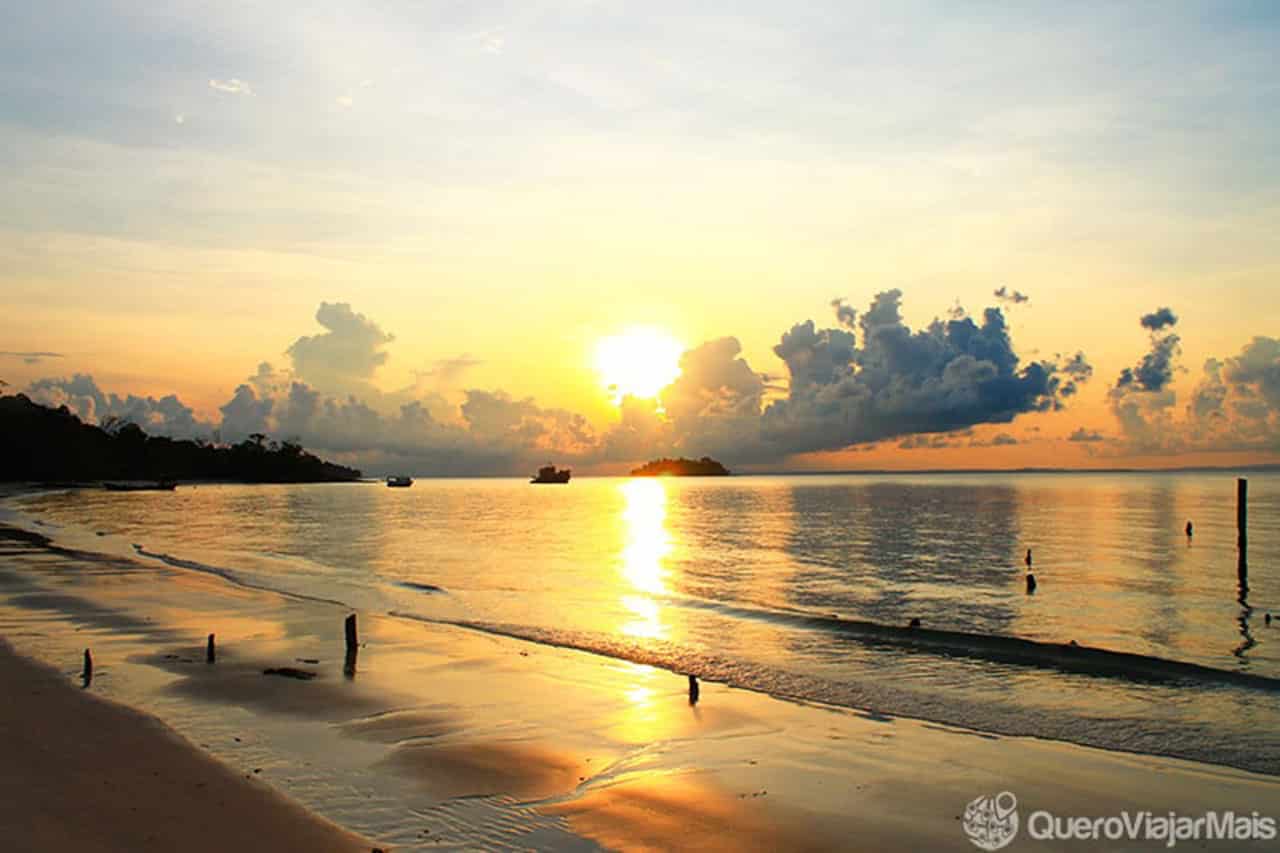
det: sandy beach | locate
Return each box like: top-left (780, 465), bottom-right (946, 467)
top-left (2, 516), bottom-right (1279, 851)
top-left (0, 639), bottom-right (373, 853)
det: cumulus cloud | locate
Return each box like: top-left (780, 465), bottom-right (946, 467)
top-left (0, 350), bottom-right (63, 365)
top-left (993, 286), bottom-right (1030, 305)
top-left (1068, 427), bottom-right (1105, 443)
top-left (1108, 306), bottom-right (1280, 454)
top-left (28, 374), bottom-right (206, 439)
top-left (209, 78), bottom-right (252, 95)
top-left (18, 294), bottom-right (1095, 474)
top-left (285, 302), bottom-right (394, 393)
top-left (830, 298), bottom-right (857, 330)
top-left (1140, 307), bottom-right (1178, 332)
top-left (754, 290), bottom-right (1088, 458)
top-left (1108, 307), bottom-right (1183, 450)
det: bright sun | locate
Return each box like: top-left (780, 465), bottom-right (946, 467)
top-left (594, 327), bottom-right (684, 402)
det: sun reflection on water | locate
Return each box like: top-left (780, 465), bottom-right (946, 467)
top-left (618, 479), bottom-right (672, 639)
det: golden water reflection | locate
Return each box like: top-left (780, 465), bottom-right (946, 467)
top-left (618, 479), bottom-right (673, 640)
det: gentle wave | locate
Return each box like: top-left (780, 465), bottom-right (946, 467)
top-left (130, 543), bottom-right (353, 610)
top-left (666, 595), bottom-right (1280, 692)
top-left (392, 613), bottom-right (1280, 776)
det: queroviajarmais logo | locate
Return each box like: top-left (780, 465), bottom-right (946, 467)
top-left (964, 791), bottom-right (1019, 851)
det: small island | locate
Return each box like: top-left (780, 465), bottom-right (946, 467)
top-left (629, 456), bottom-right (731, 477)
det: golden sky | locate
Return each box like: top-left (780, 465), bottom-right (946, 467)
top-left (2, 3), bottom-right (1278, 473)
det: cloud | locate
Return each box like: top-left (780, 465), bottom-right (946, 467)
top-left (964, 431), bottom-right (1019, 448)
top-left (0, 350), bottom-right (63, 365)
top-left (209, 78), bottom-right (252, 95)
top-left (28, 374), bottom-right (205, 439)
top-left (420, 355), bottom-right (482, 385)
top-left (285, 302), bottom-right (394, 393)
top-left (1107, 307), bottom-right (1183, 451)
top-left (1068, 427), bottom-right (1105, 443)
top-left (1140, 307), bottom-right (1178, 332)
top-left (754, 290), bottom-right (1088, 458)
top-left (1114, 308), bottom-right (1180, 394)
top-left (335, 95), bottom-right (353, 109)
top-left (993, 286), bottom-right (1030, 305)
top-left (20, 295), bottom-right (1093, 474)
top-left (898, 433), bottom-right (957, 450)
top-left (1108, 305), bottom-right (1280, 454)
top-left (830, 298), bottom-right (857, 330)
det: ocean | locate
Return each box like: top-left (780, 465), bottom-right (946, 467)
top-left (7, 471), bottom-right (1279, 777)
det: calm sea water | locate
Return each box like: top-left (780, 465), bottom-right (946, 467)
top-left (11, 472), bottom-right (1280, 774)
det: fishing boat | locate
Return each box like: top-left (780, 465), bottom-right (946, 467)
top-left (104, 480), bottom-right (177, 492)
top-left (530, 465), bottom-right (571, 484)
top-left (386, 475), bottom-right (413, 488)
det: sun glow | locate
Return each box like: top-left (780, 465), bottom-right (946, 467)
top-left (594, 327), bottom-right (684, 402)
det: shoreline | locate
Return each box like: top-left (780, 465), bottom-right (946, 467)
top-left (0, 639), bottom-right (376, 853)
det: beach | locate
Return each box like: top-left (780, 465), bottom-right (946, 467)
top-left (2, 495), bottom-right (1279, 851)
top-left (0, 639), bottom-right (372, 853)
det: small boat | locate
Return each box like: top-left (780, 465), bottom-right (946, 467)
top-left (530, 465), bottom-right (571, 484)
top-left (386, 475), bottom-right (414, 488)
top-left (104, 480), bottom-right (177, 492)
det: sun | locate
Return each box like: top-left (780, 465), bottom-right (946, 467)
top-left (594, 327), bottom-right (684, 402)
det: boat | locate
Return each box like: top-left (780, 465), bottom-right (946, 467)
top-left (530, 465), bottom-right (571, 484)
top-left (104, 480), bottom-right (177, 492)
top-left (386, 475), bottom-right (413, 488)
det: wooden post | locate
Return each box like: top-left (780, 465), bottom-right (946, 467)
top-left (1238, 478), bottom-right (1248, 590)
top-left (344, 614), bottom-right (358, 651)
top-left (687, 674), bottom-right (700, 706)
top-left (82, 648), bottom-right (93, 687)
top-left (206, 633), bottom-right (216, 664)
top-left (1238, 478), bottom-right (1248, 550)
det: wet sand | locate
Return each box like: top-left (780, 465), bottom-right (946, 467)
top-left (0, 640), bottom-right (372, 853)
top-left (2, 518), bottom-right (1280, 850)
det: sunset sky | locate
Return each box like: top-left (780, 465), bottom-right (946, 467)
top-left (2, 2), bottom-right (1278, 473)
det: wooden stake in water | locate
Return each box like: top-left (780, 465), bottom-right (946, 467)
top-left (1238, 478), bottom-right (1248, 550)
top-left (206, 633), bottom-right (216, 664)
top-left (1238, 478), bottom-right (1248, 589)
top-left (345, 614), bottom-right (358, 651)
top-left (82, 648), bottom-right (93, 688)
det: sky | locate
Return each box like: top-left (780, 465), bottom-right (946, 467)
top-left (2, 1), bottom-right (1278, 474)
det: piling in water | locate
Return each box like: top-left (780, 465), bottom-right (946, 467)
top-left (206, 633), bottom-right (216, 664)
top-left (344, 614), bottom-right (358, 651)
top-left (82, 648), bottom-right (93, 688)
top-left (1238, 478), bottom-right (1248, 590)
top-left (688, 674), bottom-right (700, 705)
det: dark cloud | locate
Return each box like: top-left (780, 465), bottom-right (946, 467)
top-left (830, 298), bottom-right (857, 330)
top-left (898, 433), bottom-right (957, 450)
top-left (1114, 308), bottom-right (1180, 394)
top-left (1140, 307), bottom-right (1178, 332)
top-left (1068, 428), bottom-right (1105, 443)
top-left (991, 432), bottom-right (1018, 446)
top-left (754, 290), bottom-right (1088, 458)
top-left (0, 351), bottom-right (64, 365)
top-left (993, 286), bottom-right (1030, 305)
